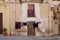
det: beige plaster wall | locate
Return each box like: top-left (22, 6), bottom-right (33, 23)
top-left (0, 3), bottom-right (10, 35)
top-left (0, 0), bottom-right (59, 36)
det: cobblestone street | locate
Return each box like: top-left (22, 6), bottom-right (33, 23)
top-left (0, 36), bottom-right (60, 40)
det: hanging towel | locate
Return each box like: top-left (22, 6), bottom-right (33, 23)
top-left (15, 22), bottom-right (23, 29)
top-left (23, 22), bottom-right (27, 26)
top-left (33, 22), bottom-right (38, 28)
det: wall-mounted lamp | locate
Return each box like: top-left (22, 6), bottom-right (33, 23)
top-left (19, 0), bottom-right (22, 4)
top-left (50, 5), bottom-right (54, 11)
top-left (51, 7), bottom-right (54, 11)
top-left (40, 0), bottom-right (44, 3)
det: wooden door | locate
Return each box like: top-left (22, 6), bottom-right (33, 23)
top-left (56, 12), bottom-right (60, 35)
top-left (0, 13), bottom-right (3, 34)
top-left (27, 21), bottom-right (35, 36)
top-left (57, 17), bottom-right (60, 35)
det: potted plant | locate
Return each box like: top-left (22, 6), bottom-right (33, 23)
top-left (3, 28), bottom-right (8, 36)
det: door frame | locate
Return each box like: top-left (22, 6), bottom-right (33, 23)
top-left (0, 11), bottom-right (4, 30)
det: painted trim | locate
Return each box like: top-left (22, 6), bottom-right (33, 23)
top-left (22, 3), bottom-right (40, 22)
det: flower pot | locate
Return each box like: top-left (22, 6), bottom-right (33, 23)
top-left (3, 32), bottom-right (8, 36)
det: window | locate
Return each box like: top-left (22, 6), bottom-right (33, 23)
top-left (27, 4), bottom-right (35, 17)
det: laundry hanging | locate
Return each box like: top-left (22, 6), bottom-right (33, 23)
top-left (15, 22), bottom-right (23, 29)
top-left (33, 22), bottom-right (38, 28)
top-left (23, 22), bottom-right (27, 26)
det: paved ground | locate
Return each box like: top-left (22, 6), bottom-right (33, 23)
top-left (0, 36), bottom-right (60, 40)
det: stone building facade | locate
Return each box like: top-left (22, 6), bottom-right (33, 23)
top-left (0, 0), bottom-right (60, 36)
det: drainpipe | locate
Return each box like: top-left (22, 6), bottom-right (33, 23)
top-left (48, 3), bottom-right (49, 37)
